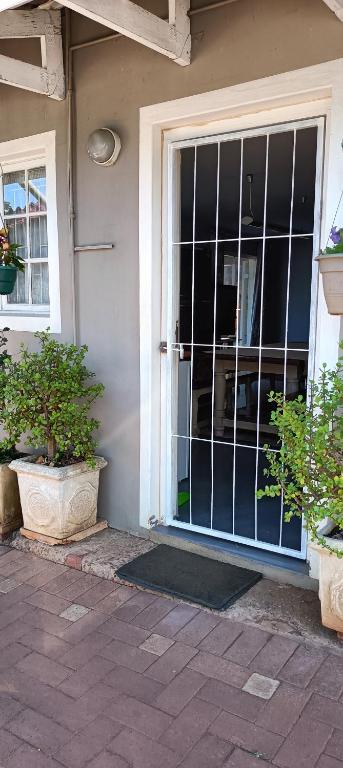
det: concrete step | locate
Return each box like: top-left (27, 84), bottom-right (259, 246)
top-left (149, 525), bottom-right (317, 591)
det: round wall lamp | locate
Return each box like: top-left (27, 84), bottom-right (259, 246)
top-left (87, 128), bottom-right (121, 167)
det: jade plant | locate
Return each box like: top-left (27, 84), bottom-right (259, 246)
top-left (257, 348), bottom-right (343, 554)
top-left (0, 330), bottom-right (104, 466)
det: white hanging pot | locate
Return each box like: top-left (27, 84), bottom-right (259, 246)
top-left (316, 251), bottom-right (343, 315)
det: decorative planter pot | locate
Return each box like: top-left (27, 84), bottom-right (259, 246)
top-left (309, 538), bottom-right (343, 637)
top-left (0, 462), bottom-right (22, 539)
top-left (9, 455), bottom-right (107, 540)
top-left (0, 265), bottom-right (17, 296)
top-left (315, 252), bottom-right (343, 315)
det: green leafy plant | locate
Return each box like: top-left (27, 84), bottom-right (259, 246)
top-left (0, 330), bottom-right (105, 467)
top-left (321, 226), bottom-right (343, 255)
top-left (0, 327), bottom-right (18, 464)
top-left (0, 227), bottom-right (25, 271)
top-left (257, 348), bottom-right (343, 555)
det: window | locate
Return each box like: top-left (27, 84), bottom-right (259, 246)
top-left (0, 131), bottom-right (61, 332)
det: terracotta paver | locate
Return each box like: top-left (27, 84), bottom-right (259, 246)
top-left (0, 545), bottom-right (342, 767)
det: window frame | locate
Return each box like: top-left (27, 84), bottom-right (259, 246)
top-left (0, 131), bottom-right (61, 332)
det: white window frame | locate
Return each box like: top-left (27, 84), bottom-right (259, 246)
top-left (139, 58), bottom-right (343, 544)
top-left (0, 130), bottom-right (61, 332)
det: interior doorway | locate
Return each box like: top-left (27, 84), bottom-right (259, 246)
top-left (165, 117), bottom-right (324, 558)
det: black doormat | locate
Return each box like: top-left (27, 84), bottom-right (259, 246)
top-left (116, 544), bottom-right (262, 611)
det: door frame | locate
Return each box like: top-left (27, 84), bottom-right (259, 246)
top-left (139, 60), bottom-right (343, 560)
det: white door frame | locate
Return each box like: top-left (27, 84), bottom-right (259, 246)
top-left (139, 59), bottom-right (343, 552)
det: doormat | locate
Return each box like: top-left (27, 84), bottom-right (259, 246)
top-left (116, 544), bottom-right (262, 611)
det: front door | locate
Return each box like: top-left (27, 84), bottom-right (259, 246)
top-left (164, 117), bottom-right (324, 558)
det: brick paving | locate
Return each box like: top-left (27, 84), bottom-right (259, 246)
top-left (0, 545), bottom-right (342, 768)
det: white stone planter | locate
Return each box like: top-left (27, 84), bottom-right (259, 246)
top-left (315, 252), bottom-right (343, 315)
top-left (309, 537), bottom-right (343, 637)
top-left (0, 462), bottom-right (22, 539)
top-left (9, 455), bottom-right (107, 540)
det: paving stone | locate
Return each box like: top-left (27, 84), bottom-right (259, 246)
top-left (326, 730), bottom-right (343, 761)
top-left (100, 638), bottom-right (155, 672)
top-left (309, 655), bottom-right (343, 700)
top-left (174, 612), bottom-right (220, 645)
top-left (99, 616), bottom-right (151, 646)
top-left (145, 641), bottom-right (198, 683)
top-left (7, 743), bottom-right (62, 767)
top-left (106, 665), bottom-right (164, 704)
top-left (0, 695), bottom-right (23, 727)
top-left (303, 693), bottom-right (343, 730)
top-left (0, 641), bottom-right (31, 670)
top-left (59, 630), bottom-right (112, 670)
top-left (317, 757), bottom-right (343, 768)
top-left (8, 707), bottom-right (71, 753)
top-left (21, 606), bottom-right (72, 637)
top-left (0, 577), bottom-right (22, 592)
top-left (273, 715), bottom-right (332, 768)
top-left (256, 682), bottom-right (310, 736)
top-left (152, 604), bottom-right (199, 638)
top-left (139, 633), bottom-right (174, 655)
top-left (109, 728), bottom-right (178, 768)
top-left (278, 645), bottom-right (326, 687)
top-left (224, 747), bottom-right (271, 767)
top-left (0, 729), bottom-right (24, 763)
top-left (64, 553), bottom-right (84, 570)
top-left (59, 604), bottom-right (90, 622)
top-left (132, 596), bottom-right (176, 629)
top-left (95, 586), bottom-right (134, 615)
top-left (155, 668), bottom-right (207, 715)
top-left (178, 732), bottom-right (234, 767)
top-left (0, 583), bottom-right (36, 608)
top-left (59, 655), bottom-right (115, 698)
top-left (198, 620), bottom-right (243, 656)
top-left (210, 710), bottom-right (284, 759)
top-left (106, 692), bottom-right (172, 739)
top-left (249, 634), bottom-right (299, 677)
top-left (26, 563), bottom-right (68, 588)
top-left (88, 752), bottom-right (130, 768)
top-left (19, 627), bottom-right (71, 660)
top-left (42, 570), bottom-right (84, 596)
top-left (242, 672), bottom-right (280, 699)
top-left (76, 682), bottom-right (118, 719)
top-left (0, 618), bottom-right (30, 650)
top-left (224, 626), bottom-right (271, 666)
top-left (57, 573), bottom-right (102, 601)
top-left (25, 590), bottom-right (72, 616)
top-left (16, 651), bottom-right (71, 687)
top-left (112, 591), bottom-right (157, 621)
top-left (0, 601), bottom-right (32, 629)
top-left (199, 677), bottom-right (265, 721)
top-left (76, 580), bottom-right (117, 607)
top-left (160, 697), bottom-right (220, 757)
top-left (60, 609), bottom-right (108, 643)
top-left (188, 650), bottom-right (249, 688)
top-left (55, 715), bottom-right (122, 768)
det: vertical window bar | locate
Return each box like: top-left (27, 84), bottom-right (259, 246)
top-left (188, 146), bottom-right (197, 527)
top-left (26, 169), bottom-right (32, 306)
top-left (232, 138), bottom-right (244, 535)
top-left (254, 134), bottom-right (270, 541)
top-left (279, 129), bottom-right (297, 548)
top-left (210, 142), bottom-right (221, 530)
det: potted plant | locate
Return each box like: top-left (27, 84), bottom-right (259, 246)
top-left (3, 331), bottom-right (107, 541)
top-left (316, 226), bottom-right (343, 315)
top-left (0, 226), bottom-right (25, 295)
top-left (257, 350), bottom-right (343, 636)
top-left (0, 328), bottom-right (22, 538)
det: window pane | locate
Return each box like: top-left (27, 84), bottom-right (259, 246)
top-left (31, 262), bottom-right (49, 304)
top-left (29, 216), bottom-right (48, 259)
top-left (3, 171), bottom-right (26, 215)
top-left (28, 166), bottom-right (47, 213)
top-left (5, 217), bottom-right (28, 260)
top-left (7, 268), bottom-right (28, 304)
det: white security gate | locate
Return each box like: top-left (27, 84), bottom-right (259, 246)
top-left (164, 117), bottom-right (324, 558)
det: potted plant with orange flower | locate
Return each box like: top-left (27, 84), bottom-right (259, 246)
top-left (0, 224), bottom-right (25, 295)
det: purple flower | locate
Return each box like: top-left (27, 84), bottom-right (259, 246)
top-left (330, 226), bottom-right (341, 245)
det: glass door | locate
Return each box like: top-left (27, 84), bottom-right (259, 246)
top-left (167, 118), bottom-right (324, 558)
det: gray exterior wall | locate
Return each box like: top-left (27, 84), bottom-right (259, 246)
top-left (0, 0), bottom-right (343, 533)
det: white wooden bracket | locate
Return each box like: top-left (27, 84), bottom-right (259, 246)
top-left (322, 0), bottom-right (343, 20)
top-left (0, 9), bottom-right (65, 99)
top-left (58, 0), bottom-right (191, 65)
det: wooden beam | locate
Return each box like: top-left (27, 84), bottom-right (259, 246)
top-left (59, 0), bottom-right (191, 65)
top-left (322, 0), bottom-right (343, 21)
top-left (0, 10), bottom-right (65, 99)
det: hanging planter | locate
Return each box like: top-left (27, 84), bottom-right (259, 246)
top-left (0, 227), bottom-right (25, 296)
top-left (317, 184), bottom-right (343, 315)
